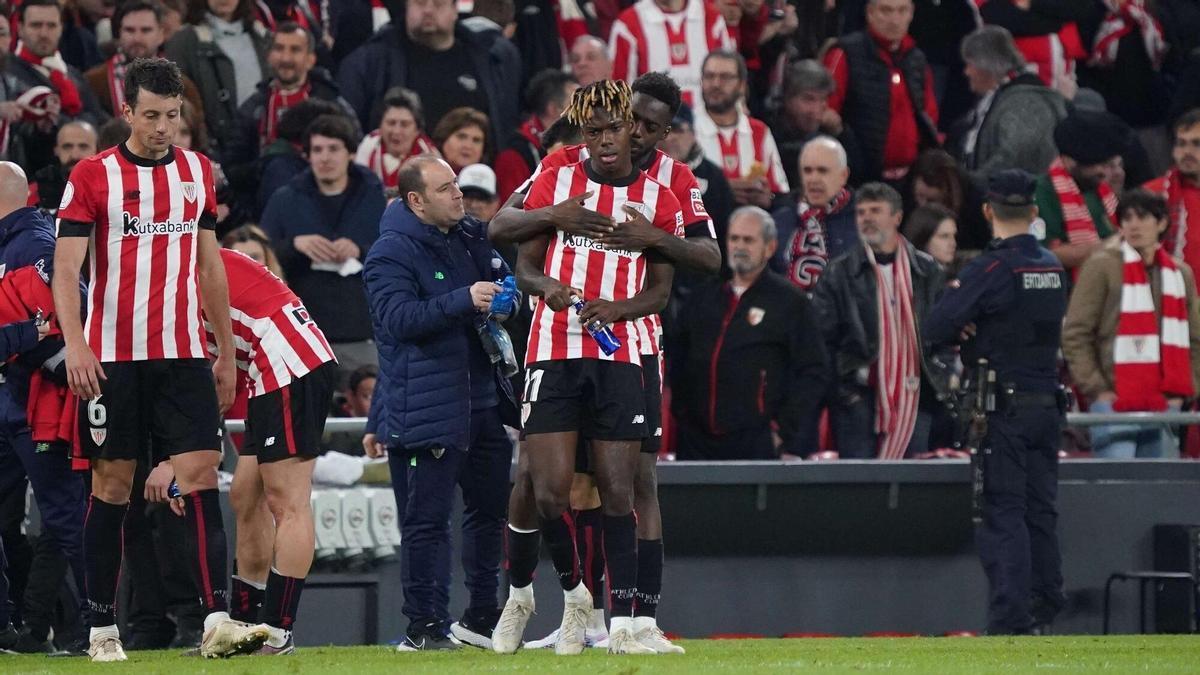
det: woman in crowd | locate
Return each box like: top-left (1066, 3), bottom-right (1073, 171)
top-left (222, 224), bottom-right (285, 281)
top-left (904, 203), bottom-right (959, 275)
top-left (432, 107), bottom-right (490, 174)
top-left (355, 87), bottom-right (438, 195)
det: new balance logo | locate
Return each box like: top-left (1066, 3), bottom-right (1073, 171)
top-left (265, 436), bottom-right (276, 447)
top-left (632, 415), bottom-right (645, 424)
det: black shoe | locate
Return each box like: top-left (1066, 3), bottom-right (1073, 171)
top-left (450, 607), bottom-right (502, 650)
top-left (47, 635), bottom-right (89, 657)
top-left (395, 633), bottom-right (460, 651)
top-left (0, 623), bottom-right (19, 653)
top-left (170, 627), bottom-right (203, 650)
top-left (11, 628), bottom-right (54, 654)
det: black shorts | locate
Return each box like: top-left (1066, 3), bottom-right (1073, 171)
top-left (522, 359), bottom-right (647, 441)
top-left (572, 353), bottom-right (662, 472)
top-left (80, 359), bottom-right (222, 462)
top-left (241, 362), bottom-right (336, 463)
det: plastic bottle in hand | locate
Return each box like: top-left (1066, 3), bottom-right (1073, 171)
top-left (569, 294), bottom-right (621, 356)
top-left (489, 275), bottom-right (519, 321)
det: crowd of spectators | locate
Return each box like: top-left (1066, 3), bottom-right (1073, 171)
top-left (2, 0), bottom-right (1200, 461)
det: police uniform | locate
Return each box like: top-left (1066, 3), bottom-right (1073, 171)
top-left (923, 170), bottom-right (1069, 635)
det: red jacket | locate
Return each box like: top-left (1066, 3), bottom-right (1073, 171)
top-left (0, 265), bottom-right (77, 454)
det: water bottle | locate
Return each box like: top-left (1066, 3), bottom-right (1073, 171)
top-left (488, 275), bottom-right (519, 321)
top-left (167, 479), bottom-right (181, 499)
top-left (570, 294), bottom-right (621, 356)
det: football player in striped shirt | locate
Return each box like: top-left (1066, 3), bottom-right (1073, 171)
top-left (491, 72), bottom-right (715, 654)
top-left (492, 80), bottom-right (679, 656)
top-left (51, 57), bottom-right (267, 662)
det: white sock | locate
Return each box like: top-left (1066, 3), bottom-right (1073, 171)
top-left (233, 574), bottom-right (267, 591)
top-left (590, 608), bottom-right (607, 631)
top-left (203, 611), bottom-right (231, 633)
top-left (90, 625), bottom-right (119, 642)
top-left (610, 616), bottom-right (633, 634)
top-left (564, 582), bottom-right (590, 604)
top-left (510, 584), bottom-right (534, 604)
top-left (266, 626), bottom-right (289, 648)
top-left (632, 616), bottom-right (656, 633)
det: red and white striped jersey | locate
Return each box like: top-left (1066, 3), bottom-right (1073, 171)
top-left (523, 162), bottom-right (684, 364)
top-left (57, 144), bottom-right (217, 363)
top-left (521, 144), bottom-right (710, 354)
top-left (693, 109), bottom-right (789, 194)
top-left (608, 0), bottom-right (733, 107)
top-left (354, 130), bottom-right (439, 192)
top-left (205, 249), bottom-right (336, 398)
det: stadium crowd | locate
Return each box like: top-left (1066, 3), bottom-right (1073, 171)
top-left (0, 0), bottom-right (1199, 658)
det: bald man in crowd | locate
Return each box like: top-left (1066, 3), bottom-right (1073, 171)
top-left (568, 36), bottom-right (612, 86)
top-left (0, 160), bottom-right (90, 653)
top-left (29, 121), bottom-right (97, 215)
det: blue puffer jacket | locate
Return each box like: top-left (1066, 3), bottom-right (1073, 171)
top-left (364, 201), bottom-right (519, 452)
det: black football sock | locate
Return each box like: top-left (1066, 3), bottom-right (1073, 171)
top-left (634, 539), bottom-right (663, 618)
top-left (83, 496), bottom-right (127, 627)
top-left (540, 512), bottom-right (581, 591)
top-left (260, 569), bottom-right (305, 632)
top-left (505, 525), bottom-right (540, 589)
top-left (574, 508), bottom-right (606, 609)
top-left (184, 489), bottom-right (229, 615)
top-left (230, 574), bottom-right (265, 623)
top-left (603, 514), bottom-right (637, 617)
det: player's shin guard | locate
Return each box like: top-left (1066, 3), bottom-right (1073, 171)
top-left (83, 496), bottom-right (127, 627)
top-left (260, 569), bottom-right (305, 631)
top-left (505, 525), bottom-right (540, 588)
top-left (633, 539), bottom-right (663, 618)
top-left (185, 489), bottom-right (230, 615)
top-left (602, 514), bottom-right (637, 617)
top-left (540, 513), bottom-right (581, 591)
top-left (574, 508), bottom-right (606, 609)
top-left (231, 574), bottom-right (266, 623)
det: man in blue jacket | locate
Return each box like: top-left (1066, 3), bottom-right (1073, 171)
top-left (0, 162), bottom-right (87, 652)
top-left (364, 155), bottom-right (520, 651)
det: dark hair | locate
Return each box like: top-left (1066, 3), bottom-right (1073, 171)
top-left (221, 224), bottom-right (284, 280)
top-left (990, 201), bottom-right (1037, 223)
top-left (903, 203), bottom-right (956, 252)
top-left (909, 149), bottom-right (966, 214)
top-left (272, 19), bottom-right (316, 53)
top-left (304, 114), bottom-right (359, 153)
top-left (471, 0), bottom-right (515, 27)
top-left (179, 98), bottom-right (209, 153)
top-left (97, 118), bottom-right (131, 151)
top-left (702, 49), bottom-right (748, 83)
top-left (18, 0), bottom-right (60, 22)
top-left (185, 0), bottom-right (254, 27)
top-left (124, 57), bottom-right (185, 109)
top-left (278, 98), bottom-right (343, 144)
top-left (431, 107), bottom-right (490, 158)
top-left (782, 59), bottom-right (834, 100)
top-left (541, 116), bottom-right (581, 149)
top-left (857, 181), bottom-right (904, 215)
top-left (1175, 108), bottom-right (1200, 136)
top-left (113, 0), bottom-right (165, 33)
top-left (397, 155), bottom-right (442, 206)
top-left (380, 87), bottom-right (425, 130)
top-left (347, 364), bottom-right (378, 395)
top-left (1117, 188), bottom-right (1170, 235)
top-left (631, 71), bottom-right (683, 117)
top-left (526, 70), bottom-right (576, 118)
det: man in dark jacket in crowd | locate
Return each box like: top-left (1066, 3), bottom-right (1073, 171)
top-left (363, 155), bottom-right (519, 651)
top-left (337, 0), bottom-right (521, 148)
top-left (772, 59), bottom-right (863, 191)
top-left (822, 0), bottom-right (938, 184)
top-left (261, 114), bottom-right (385, 373)
top-left (28, 121), bottom-right (95, 216)
top-left (812, 182), bottom-right (950, 458)
top-left (671, 206), bottom-right (829, 460)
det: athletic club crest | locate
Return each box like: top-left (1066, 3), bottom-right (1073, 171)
top-left (180, 182), bottom-right (197, 203)
top-left (723, 154), bottom-right (739, 173)
top-left (90, 427), bottom-right (107, 446)
top-left (671, 43), bottom-right (688, 62)
top-left (747, 307), bottom-right (765, 326)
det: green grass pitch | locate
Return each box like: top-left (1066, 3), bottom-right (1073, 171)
top-left (4, 636), bottom-right (1200, 673)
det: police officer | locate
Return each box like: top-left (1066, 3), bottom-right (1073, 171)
top-left (923, 169), bottom-right (1069, 635)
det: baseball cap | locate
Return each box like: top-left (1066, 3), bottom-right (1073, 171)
top-left (986, 169), bottom-right (1037, 207)
top-left (458, 164), bottom-right (496, 199)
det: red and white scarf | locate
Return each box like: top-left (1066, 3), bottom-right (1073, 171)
top-left (1049, 156), bottom-right (1117, 245)
top-left (1113, 240), bottom-right (1194, 411)
top-left (1159, 168), bottom-right (1192, 260)
top-left (360, 130), bottom-right (438, 190)
top-left (1089, 0), bottom-right (1166, 71)
top-left (260, 80), bottom-right (311, 148)
top-left (867, 242), bottom-right (921, 460)
top-left (787, 187), bottom-right (851, 291)
top-left (14, 41), bottom-right (83, 116)
top-left (105, 53), bottom-right (128, 114)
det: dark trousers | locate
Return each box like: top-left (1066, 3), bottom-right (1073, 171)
top-left (674, 422), bottom-right (775, 460)
top-left (831, 387), bottom-right (932, 458)
top-left (0, 445), bottom-right (26, 627)
top-left (387, 406), bottom-right (512, 633)
top-left (977, 405), bottom-right (1066, 634)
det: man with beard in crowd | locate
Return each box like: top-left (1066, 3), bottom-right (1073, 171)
top-left (27, 120), bottom-right (95, 214)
